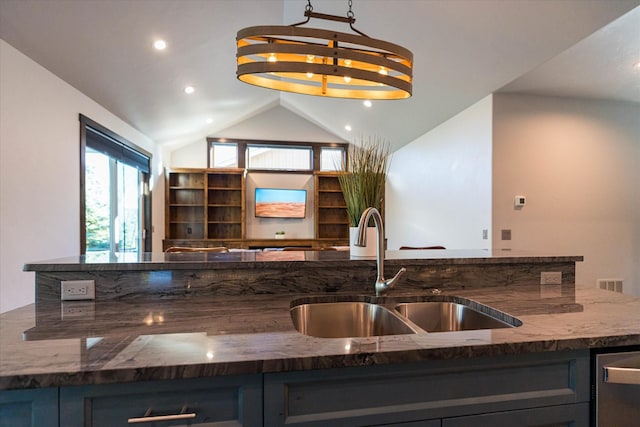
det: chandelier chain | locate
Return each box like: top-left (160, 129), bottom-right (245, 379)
top-left (347, 0), bottom-right (354, 18)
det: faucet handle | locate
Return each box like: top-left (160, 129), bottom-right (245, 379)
top-left (375, 266), bottom-right (406, 296)
top-left (389, 266), bottom-right (407, 285)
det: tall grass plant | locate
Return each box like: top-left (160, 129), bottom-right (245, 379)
top-left (337, 136), bottom-right (391, 227)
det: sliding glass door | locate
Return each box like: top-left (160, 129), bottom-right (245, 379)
top-left (80, 115), bottom-right (151, 255)
top-left (85, 148), bottom-right (143, 253)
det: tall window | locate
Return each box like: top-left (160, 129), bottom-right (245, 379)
top-left (80, 115), bottom-right (151, 254)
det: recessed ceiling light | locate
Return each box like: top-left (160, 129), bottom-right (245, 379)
top-left (634, 61), bottom-right (640, 70)
top-left (184, 86), bottom-right (195, 94)
top-left (345, 124), bottom-right (352, 132)
top-left (363, 100), bottom-right (372, 108)
top-left (153, 39), bottom-right (167, 50)
top-left (206, 118), bottom-right (213, 124)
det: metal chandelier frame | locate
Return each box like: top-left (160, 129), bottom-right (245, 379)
top-left (236, 1), bottom-right (413, 100)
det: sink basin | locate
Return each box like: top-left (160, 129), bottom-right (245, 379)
top-left (290, 302), bottom-right (417, 338)
top-left (395, 301), bottom-right (518, 332)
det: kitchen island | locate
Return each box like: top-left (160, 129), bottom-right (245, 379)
top-left (2, 250), bottom-right (639, 425)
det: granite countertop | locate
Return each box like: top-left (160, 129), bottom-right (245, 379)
top-left (1, 285), bottom-right (638, 390)
top-left (23, 250), bottom-right (584, 272)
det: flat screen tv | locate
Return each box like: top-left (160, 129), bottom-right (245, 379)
top-left (255, 188), bottom-right (306, 218)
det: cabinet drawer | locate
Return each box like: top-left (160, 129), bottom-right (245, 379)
top-left (60, 375), bottom-right (262, 427)
top-left (442, 402), bottom-right (589, 427)
top-left (264, 350), bottom-right (589, 426)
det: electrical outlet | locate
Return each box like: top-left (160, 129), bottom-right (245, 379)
top-left (540, 272), bottom-right (562, 285)
top-left (540, 284), bottom-right (562, 298)
top-left (61, 280), bottom-right (95, 301)
top-left (61, 301), bottom-right (95, 320)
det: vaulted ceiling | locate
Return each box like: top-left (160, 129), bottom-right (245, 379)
top-left (1, 0), bottom-right (638, 152)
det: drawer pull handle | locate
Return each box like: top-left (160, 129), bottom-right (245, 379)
top-left (604, 366), bottom-right (640, 385)
top-left (128, 405), bottom-right (196, 424)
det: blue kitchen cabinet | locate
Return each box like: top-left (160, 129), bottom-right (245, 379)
top-left (264, 350), bottom-right (590, 426)
top-left (0, 388), bottom-right (58, 427)
top-left (59, 375), bottom-right (262, 427)
top-left (442, 403), bottom-right (590, 426)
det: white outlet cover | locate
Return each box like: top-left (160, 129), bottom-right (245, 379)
top-left (61, 280), bottom-right (96, 301)
top-left (540, 272), bottom-right (562, 285)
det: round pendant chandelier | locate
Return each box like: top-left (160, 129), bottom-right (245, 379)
top-left (236, 0), bottom-right (413, 100)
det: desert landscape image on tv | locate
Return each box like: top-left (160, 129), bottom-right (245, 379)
top-left (255, 188), bottom-right (306, 218)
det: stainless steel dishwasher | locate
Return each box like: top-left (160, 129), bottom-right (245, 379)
top-left (595, 350), bottom-right (640, 426)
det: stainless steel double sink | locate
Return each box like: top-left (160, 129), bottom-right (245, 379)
top-left (290, 296), bottom-right (522, 338)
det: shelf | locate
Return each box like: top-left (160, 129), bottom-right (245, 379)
top-left (166, 169), bottom-right (244, 241)
top-left (168, 172), bottom-right (205, 189)
top-left (169, 222), bottom-right (205, 239)
top-left (316, 174), bottom-right (348, 240)
top-left (167, 169), bottom-right (348, 244)
top-left (317, 223), bottom-right (349, 239)
top-left (169, 190), bottom-right (204, 205)
top-left (208, 223), bottom-right (242, 240)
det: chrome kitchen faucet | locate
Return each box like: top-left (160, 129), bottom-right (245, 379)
top-left (355, 207), bottom-right (406, 296)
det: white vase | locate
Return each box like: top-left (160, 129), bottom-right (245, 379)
top-left (349, 226), bottom-right (378, 258)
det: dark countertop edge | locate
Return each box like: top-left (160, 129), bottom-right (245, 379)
top-left (1, 334), bottom-right (637, 391)
top-left (23, 255), bottom-right (585, 272)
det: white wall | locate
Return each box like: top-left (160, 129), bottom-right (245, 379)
top-left (168, 140), bottom-right (206, 168)
top-left (169, 105), bottom-right (344, 168)
top-left (245, 173), bottom-right (314, 239)
top-left (492, 93), bottom-right (640, 294)
top-left (386, 96), bottom-right (493, 250)
top-left (0, 40), bottom-right (159, 313)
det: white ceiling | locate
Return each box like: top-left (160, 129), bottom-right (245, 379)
top-left (1, 0), bottom-right (639, 152)
top-left (500, 4), bottom-right (640, 103)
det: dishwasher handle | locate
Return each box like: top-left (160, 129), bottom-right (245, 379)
top-left (604, 366), bottom-right (640, 385)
